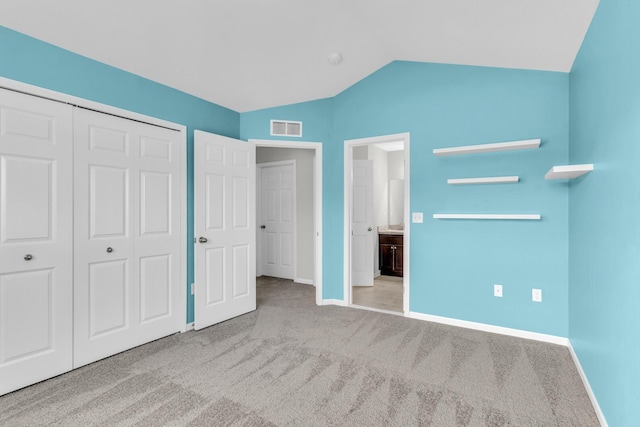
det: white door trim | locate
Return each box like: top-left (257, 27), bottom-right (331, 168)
top-left (249, 139), bottom-right (323, 306)
top-left (344, 133), bottom-right (411, 316)
top-left (257, 160), bottom-right (297, 280)
top-left (0, 76), bottom-right (188, 333)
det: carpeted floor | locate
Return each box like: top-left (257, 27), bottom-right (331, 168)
top-left (0, 276), bottom-right (599, 426)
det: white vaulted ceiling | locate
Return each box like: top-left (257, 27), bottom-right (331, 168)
top-left (0, 0), bottom-right (599, 112)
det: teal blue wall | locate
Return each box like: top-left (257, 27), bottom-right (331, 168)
top-left (242, 61), bottom-right (570, 335)
top-left (0, 26), bottom-right (240, 324)
top-left (569, 1), bottom-right (640, 425)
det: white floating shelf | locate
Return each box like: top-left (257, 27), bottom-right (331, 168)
top-left (448, 176), bottom-right (519, 185)
top-left (545, 164), bottom-right (593, 180)
top-left (433, 139), bottom-right (541, 157)
top-left (433, 214), bottom-right (541, 220)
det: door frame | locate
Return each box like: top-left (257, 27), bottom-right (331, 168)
top-left (250, 139), bottom-right (323, 305)
top-left (0, 76), bottom-right (189, 333)
top-left (344, 132), bottom-right (411, 316)
top-left (256, 160), bottom-right (297, 280)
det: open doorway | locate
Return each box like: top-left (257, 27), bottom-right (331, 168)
top-left (250, 140), bottom-right (323, 305)
top-left (344, 133), bottom-right (410, 316)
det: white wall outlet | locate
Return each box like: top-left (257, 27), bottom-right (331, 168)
top-left (191, 283), bottom-right (195, 295)
top-left (532, 288), bottom-right (542, 302)
top-left (412, 212), bottom-right (423, 223)
top-left (494, 284), bottom-right (503, 297)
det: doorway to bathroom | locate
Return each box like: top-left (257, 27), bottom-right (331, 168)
top-left (343, 133), bottom-right (410, 316)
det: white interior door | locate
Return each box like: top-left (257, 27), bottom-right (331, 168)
top-left (73, 108), bottom-right (182, 368)
top-left (0, 89), bottom-right (73, 395)
top-left (194, 130), bottom-right (256, 330)
top-left (351, 159), bottom-right (374, 287)
top-left (260, 162), bottom-right (295, 279)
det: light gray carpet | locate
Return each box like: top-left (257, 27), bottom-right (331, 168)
top-left (0, 277), bottom-right (599, 426)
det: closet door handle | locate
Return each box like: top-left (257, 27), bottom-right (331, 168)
top-left (24, 254), bottom-right (33, 261)
top-left (199, 237), bottom-right (208, 243)
top-left (106, 247), bottom-right (113, 253)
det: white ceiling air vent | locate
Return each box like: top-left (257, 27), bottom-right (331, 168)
top-left (270, 120), bottom-right (302, 137)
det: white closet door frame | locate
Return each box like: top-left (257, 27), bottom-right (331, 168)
top-left (0, 77), bottom-right (189, 333)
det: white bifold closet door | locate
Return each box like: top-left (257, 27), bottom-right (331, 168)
top-left (0, 89), bottom-right (73, 395)
top-left (73, 108), bottom-right (182, 368)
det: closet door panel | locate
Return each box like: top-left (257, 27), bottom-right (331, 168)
top-left (74, 109), bottom-right (137, 367)
top-left (0, 89), bottom-right (73, 396)
top-left (74, 108), bottom-right (181, 368)
top-left (134, 124), bottom-right (181, 338)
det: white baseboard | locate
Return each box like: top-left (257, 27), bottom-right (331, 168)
top-left (320, 299), bottom-right (347, 307)
top-left (183, 322), bottom-right (194, 332)
top-left (568, 342), bottom-right (608, 426)
top-left (294, 278), bottom-right (314, 286)
top-left (408, 311), bottom-right (569, 346)
top-left (351, 304), bottom-right (403, 316)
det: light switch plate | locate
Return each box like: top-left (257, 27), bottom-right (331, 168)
top-left (412, 212), bottom-right (423, 223)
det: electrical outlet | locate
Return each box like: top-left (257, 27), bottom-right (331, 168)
top-left (494, 284), bottom-right (503, 297)
top-left (191, 283), bottom-right (195, 295)
top-left (532, 288), bottom-right (542, 302)
top-left (412, 212), bottom-right (423, 223)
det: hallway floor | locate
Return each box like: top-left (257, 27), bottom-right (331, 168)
top-left (352, 275), bottom-right (403, 313)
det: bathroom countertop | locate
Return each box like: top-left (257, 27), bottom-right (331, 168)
top-left (378, 226), bottom-right (404, 235)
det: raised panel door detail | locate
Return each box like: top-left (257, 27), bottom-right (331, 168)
top-left (140, 255), bottom-right (171, 322)
top-left (206, 144), bottom-right (224, 164)
top-left (266, 188), bottom-right (277, 222)
top-left (205, 247), bottom-right (224, 305)
top-left (280, 233), bottom-right (293, 267)
top-left (89, 260), bottom-right (128, 338)
top-left (232, 148), bottom-right (247, 167)
top-left (266, 232), bottom-right (276, 265)
top-left (89, 126), bottom-right (129, 155)
top-left (0, 156), bottom-right (52, 243)
top-left (140, 171), bottom-right (171, 236)
top-left (232, 244), bottom-right (249, 297)
top-left (232, 177), bottom-right (248, 229)
top-left (90, 165), bottom-right (129, 239)
top-left (206, 174), bottom-right (224, 231)
top-left (1, 107), bottom-right (54, 143)
top-left (0, 269), bottom-right (53, 364)
top-left (352, 185), bottom-right (367, 224)
top-left (140, 136), bottom-right (171, 161)
top-left (280, 188), bottom-right (293, 223)
top-left (352, 234), bottom-right (367, 273)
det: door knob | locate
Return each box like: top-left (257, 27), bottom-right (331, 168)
top-left (260, 225), bottom-right (266, 229)
top-left (199, 237), bottom-right (208, 243)
top-left (106, 247), bottom-right (113, 253)
top-left (368, 227), bottom-right (373, 231)
top-left (24, 254), bottom-right (33, 261)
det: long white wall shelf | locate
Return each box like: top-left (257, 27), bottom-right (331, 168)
top-left (433, 214), bottom-right (541, 220)
top-left (545, 164), bottom-right (593, 179)
top-left (433, 139), bottom-right (541, 157)
top-left (447, 176), bottom-right (519, 185)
